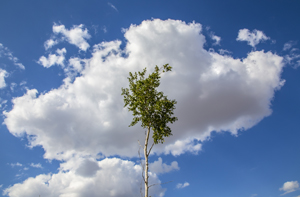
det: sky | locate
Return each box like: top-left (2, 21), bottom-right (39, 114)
top-left (0, 0), bottom-right (300, 196)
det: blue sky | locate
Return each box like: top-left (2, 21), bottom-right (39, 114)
top-left (0, 0), bottom-right (300, 196)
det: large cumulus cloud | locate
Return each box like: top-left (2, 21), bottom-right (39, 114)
top-left (3, 157), bottom-right (165, 197)
top-left (4, 19), bottom-right (284, 161)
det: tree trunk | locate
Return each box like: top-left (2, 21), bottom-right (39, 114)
top-left (144, 126), bottom-right (150, 197)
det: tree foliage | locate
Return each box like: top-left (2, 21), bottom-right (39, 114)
top-left (121, 64), bottom-right (178, 144)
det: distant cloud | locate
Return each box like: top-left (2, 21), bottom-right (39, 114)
top-left (218, 49), bottom-right (232, 55)
top-left (283, 41), bottom-right (300, 68)
top-left (10, 162), bottom-right (22, 167)
top-left (279, 181), bottom-right (299, 195)
top-left (0, 43), bottom-right (25, 69)
top-left (176, 182), bottom-right (189, 189)
top-left (102, 26), bottom-right (108, 33)
top-left (44, 24), bottom-right (91, 51)
top-left (38, 48), bottom-right (66, 68)
top-left (0, 69), bottom-right (8, 89)
top-left (149, 157), bottom-right (179, 174)
top-left (164, 139), bottom-right (202, 156)
top-left (30, 163), bottom-right (42, 169)
top-left (212, 34), bottom-right (221, 45)
top-left (44, 39), bottom-right (59, 50)
top-left (283, 40), bottom-right (297, 51)
top-left (108, 2), bottom-right (118, 12)
top-left (236, 29), bottom-right (270, 48)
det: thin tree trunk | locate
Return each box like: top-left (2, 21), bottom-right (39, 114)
top-left (144, 126), bottom-right (150, 197)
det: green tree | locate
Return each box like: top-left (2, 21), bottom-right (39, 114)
top-left (121, 64), bottom-right (178, 197)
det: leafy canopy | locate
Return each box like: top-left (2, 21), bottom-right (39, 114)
top-left (121, 64), bottom-right (178, 144)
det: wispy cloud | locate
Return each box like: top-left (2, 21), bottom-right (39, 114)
top-left (30, 163), bottom-right (43, 169)
top-left (108, 2), bottom-right (118, 12)
top-left (0, 43), bottom-right (25, 69)
top-left (10, 162), bottom-right (22, 167)
top-left (149, 157), bottom-right (179, 174)
top-left (176, 182), bottom-right (189, 189)
top-left (283, 40), bottom-right (297, 51)
top-left (38, 48), bottom-right (66, 68)
top-left (279, 181), bottom-right (299, 195)
top-left (44, 24), bottom-right (91, 51)
top-left (236, 29), bottom-right (270, 48)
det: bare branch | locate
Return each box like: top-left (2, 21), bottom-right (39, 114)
top-left (147, 142), bottom-right (155, 156)
top-left (149, 181), bottom-right (173, 188)
top-left (138, 140), bottom-right (143, 149)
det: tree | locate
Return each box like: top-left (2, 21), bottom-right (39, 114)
top-left (121, 64), bottom-right (178, 197)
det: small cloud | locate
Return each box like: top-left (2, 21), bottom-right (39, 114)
top-left (176, 182), bottom-right (189, 189)
top-left (218, 49), bottom-right (232, 55)
top-left (102, 26), bottom-right (107, 33)
top-left (250, 194), bottom-right (257, 197)
top-left (212, 35), bottom-right (221, 45)
top-left (0, 69), bottom-right (8, 89)
top-left (236, 28), bottom-right (270, 48)
top-left (30, 163), bottom-right (42, 169)
top-left (10, 162), bottom-right (22, 167)
top-left (20, 81), bottom-right (27, 86)
top-left (10, 82), bottom-right (17, 91)
top-left (44, 39), bottom-right (59, 50)
top-left (38, 48), bottom-right (66, 68)
top-left (149, 157), bottom-right (179, 175)
top-left (283, 40), bottom-right (297, 51)
top-left (279, 181), bottom-right (299, 195)
top-left (50, 24), bottom-right (91, 51)
top-left (0, 43), bottom-right (25, 69)
top-left (23, 167), bottom-right (29, 171)
top-left (164, 139), bottom-right (202, 156)
top-left (108, 2), bottom-right (118, 12)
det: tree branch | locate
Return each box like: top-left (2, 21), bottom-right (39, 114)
top-left (147, 142), bottom-right (155, 157)
top-left (148, 180), bottom-right (173, 188)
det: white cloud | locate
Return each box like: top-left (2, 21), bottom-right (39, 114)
top-left (164, 139), bottom-right (202, 156)
top-left (102, 26), bottom-right (107, 33)
top-left (4, 158), bottom-right (165, 197)
top-left (280, 181), bottom-right (299, 195)
top-left (0, 43), bottom-right (25, 69)
top-left (210, 32), bottom-right (221, 45)
top-left (30, 163), bottom-right (42, 169)
top-left (108, 2), bottom-right (118, 12)
top-left (4, 19), bottom-right (285, 161)
top-left (176, 182), bottom-right (189, 189)
top-left (10, 162), bottom-right (22, 167)
top-left (283, 40), bottom-right (297, 51)
top-left (237, 29), bottom-right (270, 48)
top-left (0, 69), bottom-right (8, 89)
top-left (284, 46), bottom-right (300, 68)
top-left (149, 157), bottom-right (179, 174)
top-left (38, 48), bottom-right (66, 68)
top-left (52, 24), bottom-right (91, 51)
top-left (44, 39), bottom-right (59, 50)
top-left (10, 82), bottom-right (17, 91)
